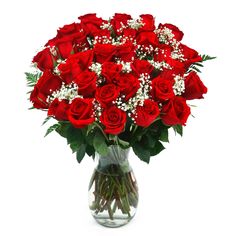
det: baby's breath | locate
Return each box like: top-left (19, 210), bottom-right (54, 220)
top-left (127, 18), bottom-right (144, 30)
top-left (89, 62), bottom-right (102, 76)
top-left (173, 75), bottom-right (185, 95)
top-left (47, 83), bottom-right (80, 103)
top-left (115, 73), bottom-right (152, 121)
top-left (117, 61), bottom-right (132, 73)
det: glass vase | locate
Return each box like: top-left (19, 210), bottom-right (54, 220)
top-left (88, 145), bottom-right (139, 228)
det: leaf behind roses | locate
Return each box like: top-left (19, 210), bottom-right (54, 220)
top-left (45, 123), bottom-right (61, 137)
top-left (93, 130), bottom-right (108, 156)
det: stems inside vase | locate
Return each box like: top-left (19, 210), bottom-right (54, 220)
top-left (89, 146), bottom-right (138, 226)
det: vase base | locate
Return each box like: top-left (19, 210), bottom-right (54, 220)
top-left (93, 215), bottom-right (134, 228)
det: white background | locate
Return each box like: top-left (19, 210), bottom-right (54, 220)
top-left (0, 0), bottom-right (236, 235)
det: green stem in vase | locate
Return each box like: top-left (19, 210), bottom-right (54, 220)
top-left (89, 165), bottom-right (138, 220)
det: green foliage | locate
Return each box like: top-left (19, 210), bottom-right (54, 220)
top-left (159, 127), bottom-right (169, 142)
top-left (173, 124), bottom-right (183, 136)
top-left (201, 54), bottom-right (216, 62)
top-left (188, 54), bottom-right (216, 73)
top-left (188, 65), bottom-right (202, 73)
top-left (42, 116), bottom-right (52, 126)
top-left (45, 124), bottom-right (61, 137)
top-left (43, 117), bottom-right (185, 164)
top-left (93, 130), bottom-right (108, 156)
top-left (25, 72), bottom-right (41, 87)
top-left (76, 144), bottom-right (86, 163)
top-left (132, 142), bottom-right (151, 163)
top-left (130, 120), bottom-right (168, 163)
top-left (150, 141), bottom-right (165, 156)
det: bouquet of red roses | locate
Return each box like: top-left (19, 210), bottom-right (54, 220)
top-left (26, 13), bottom-right (214, 226)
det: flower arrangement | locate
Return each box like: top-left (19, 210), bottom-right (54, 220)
top-left (27, 13), bottom-right (214, 163)
top-left (26, 13), bottom-right (214, 227)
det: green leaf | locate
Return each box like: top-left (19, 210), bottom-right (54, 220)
top-left (86, 130), bottom-right (96, 146)
top-left (190, 65), bottom-right (202, 73)
top-left (55, 122), bottom-right (70, 138)
top-left (193, 62), bottom-right (204, 67)
top-left (160, 127), bottom-right (169, 142)
top-left (66, 126), bottom-right (84, 154)
top-left (42, 116), bottom-right (52, 126)
top-left (44, 123), bottom-right (61, 137)
top-left (93, 130), bottom-right (108, 156)
top-left (132, 142), bottom-right (150, 164)
top-left (25, 72), bottom-right (41, 87)
top-left (86, 145), bottom-right (95, 157)
top-left (76, 144), bottom-right (86, 163)
top-left (187, 54), bottom-right (216, 73)
top-left (173, 125), bottom-right (183, 136)
top-left (131, 126), bottom-right (147, 143)
top-left (66, 126), bottom-right (83, 145)
top-left (145, 134), bottom-right (156, 148)
top-left (70, 142), bottom-right (81, 153)
top-left (150, 141), bottom-right (165, 156)
top-left (86, 123), bottom-right (95, 135)
top-left (201, 54), bottom-right (216, 62)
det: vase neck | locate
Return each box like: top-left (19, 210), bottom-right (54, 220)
top-left (95, 145), bottom-right (131, 174)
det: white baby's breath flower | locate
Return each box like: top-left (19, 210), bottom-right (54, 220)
top-left (47, 83), bottom-right (80, 103)
top-left (115, 73), bottom-right (152, 121)
top-left (89, 62), bottom-right (102, 76)
top-left (127, 18), bottom-right (144, 29)
top-left (173, 75), bottom-right (185, 95)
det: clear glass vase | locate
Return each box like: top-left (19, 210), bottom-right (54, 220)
top-left (88, 145), bottom-right (139, 228)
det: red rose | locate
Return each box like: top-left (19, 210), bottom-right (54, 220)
top-left (139, 14), bottom-right (155, 31)
top-left (30, 70), bottom-right (62, 109)
top-left (101, 62), bottom-right (122, 84)
top-left (151, 76), bottom-right (175, 102)
top-left (111, 13), bottom-right (132, 35)
top-left (54, 36), bottom-right (73, 59)
top-left (32, 48), bottom-right (55, 71)
top-left (56, 23), bottom-right (80, 37)
top-left (46, 23), bottom-right (88, 55)
top-left (48, 99), bottom-right (70, 120)
top-left (68, 97), bottom-right (94, 128)
top-left (36, 71), bottom-right (62, 95)
top-left (95, 84), bottom-right (120, 107)
top-left (154, 44), bottom-right (172, 62)
top-left (131, 59), bottom-right (154, 75)
top-left (94, 44), bottom-right (116, 63)
top-left (100, 106), bottom-right (127, 135)
top-left (116, 42), bottom-right (135, 62)
top-left (158, 67), bottom-right (185, 81)
top-left (161, 97), bottom-right (191, 126)
top-left (136, 31), bottom-right (159, 47)
top-left (73, 31), bottom-right (88, 52)
top-left (47, 23), bottom-right (86, 59)
top-left (180, 44), bottom-right (202, 68)
top-left (78, 14), bottom-right (104, 35)
top-left (58, 61), bottom-right (79, 84)
top-left (30, 87), bottom-right (48, 109)
top-left (93, 29), bottom-right (111, 39)
top-left (135, 99), bottom-right (160, 127)
top-left (117, 73), bottom-right (140, 101)
top-left (69, 50), bottom-right (94, 71)
top-left (158, 23), bottom-right (184, 41)
top-left (182, 72), bottom-right (207, 100)
top-left (59, 50), bottom-right (94, 84)
top-left (74, 70), bottom-right (97, 98)
top-left (123, 28), bottom-right (137, 39)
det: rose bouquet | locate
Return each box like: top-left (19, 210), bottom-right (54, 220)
top-left (26, 13), bottom-right (214, 227)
